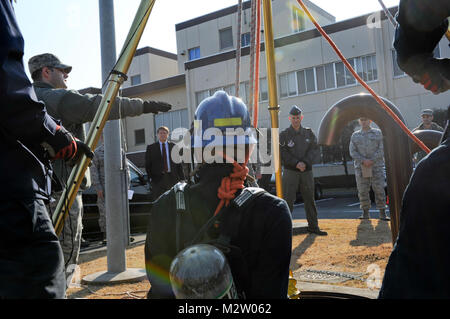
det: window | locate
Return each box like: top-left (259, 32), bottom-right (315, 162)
top-left (154, 109), bottom-right (189, 142)
top-left (316, 66), bottom-right (326, 91)
top-left (278, 54), bottom-right (377, 97)
top-left (345, 58), bottom-right (356, 85)
top-left (241, 32), bottom-right (251, 47)
top-left (357, 55), bottom-right (377, 82)
top-left (209, 87), bottom-right (222, 96)
top-left (391, 50), bottom-right (405, 77)
top-left (292, 6), bottom-right (305, 33)
top-left (131, 74), bottom-right (141, 86)
top-left (297, 70), bottom-right (306, 94)
top-left (134, 129), bottom-right (145, 145)
top-left (195, 90), bottom-right (209, 106)
top-left (305, 68), bottom-right (315, 92)
top-left (239, 81), bottom-right (250, 104)
top-left (315, 63), bottom-right (336, 91)
top-left (324, 63), bottom-right (336, 89)
top-left (219, 28), bottom-right (233, 50)
top-left (336, 55), bottom-right (377, 86)
top-left (223, 84), bottom-right (236, 96)
top-left (188, 47), bottom-right (200, 61)
top-left (279, 72), bottom-right (297, 98)
top-left (335, 62), bottom-right (346, 87)
top-left (259, 78), bottom-right (268, 102)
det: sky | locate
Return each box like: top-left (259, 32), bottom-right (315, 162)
top-left (13, 0), bottom-right (399, 90)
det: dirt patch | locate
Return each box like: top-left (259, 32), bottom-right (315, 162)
top-left (290, 219), bottom-right (393, 289)
top-left (67, 218), bottom-right (393, 298)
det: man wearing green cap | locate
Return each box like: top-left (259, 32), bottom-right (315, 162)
top-left (28, 52), bottom-right (173, 286)
top-left (280, 105), bottom-right (327, 236)
top-left (412, 109), bottom-right (444, 164)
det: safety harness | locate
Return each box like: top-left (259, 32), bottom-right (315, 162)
top-left (173, 182), bottom-right (267, 298)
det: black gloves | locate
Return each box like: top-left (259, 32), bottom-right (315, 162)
top-left (400, 55), bottom-right (450, 94)
top-left (143, 100), bottom-right (172, 114)
top-left (394, 9), bottom-right (450, 94)
top-left (42, 125), bottom-right (94, 161)
top-left (72, 139), bottom-right (94, 162)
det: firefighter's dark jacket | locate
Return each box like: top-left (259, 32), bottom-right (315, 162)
top-left (0, 0), bottom-right (59, 201)
top-left (145, 164), bottom-right (293, 299)
top-left (379, 132), bottom-right (450, 298)
top-left (279, 125), bottom-right (319, 172)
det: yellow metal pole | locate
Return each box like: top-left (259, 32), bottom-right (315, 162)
top-left (52, 0), bottom-right (156, 235)
top-left (262, 0), bottom-right (283, 198)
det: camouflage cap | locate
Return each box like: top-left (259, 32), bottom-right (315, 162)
top-left (421, 109), bottom-right (433, 116)
top-left (28, 53), bottom-right (72, 75)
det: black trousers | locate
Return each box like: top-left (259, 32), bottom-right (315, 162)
top-left (0, 199), bottom-right (65, 298)
top-left (151, 173), bottom-right (180, 200)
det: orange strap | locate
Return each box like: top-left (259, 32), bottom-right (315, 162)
top-left (295, 0), bottom-right (431, 154)
top-left (213, 152), bottom-right (250, 216)
top-left (252, 0), bottom-right (262, 128)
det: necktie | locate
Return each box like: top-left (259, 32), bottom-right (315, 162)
top-left (162, 143), bottom-right (168, 173)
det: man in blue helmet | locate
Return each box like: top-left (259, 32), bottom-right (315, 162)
top-left (144, 91), bottom-right (292, 299)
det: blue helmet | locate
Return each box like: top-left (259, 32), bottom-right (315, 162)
top-left (192, 91), bottom-right (257, 148)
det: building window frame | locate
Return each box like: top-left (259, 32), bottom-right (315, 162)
top-left (134, 128), bottom-right (145, 146)
top-left (241, 32), bottom-right (251, 47)
top-left (219, 27), bottom-right (234, 50)
top-left (291, 6), bottom-right (305, 33)
top-left (278, 53), bottom-right (378, 100)
top-left (188, 46), bottom-right (201, 61)
top-left (131, 74), bottom-right (141, 86)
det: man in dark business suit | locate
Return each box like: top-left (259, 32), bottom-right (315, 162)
top-left (145, 126), bottom-right (185, 200)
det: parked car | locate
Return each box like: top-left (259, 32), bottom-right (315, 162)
top-left (267, 171), bottom-right (323, 202)
top-left (82, 159), bottom-right (153, 240)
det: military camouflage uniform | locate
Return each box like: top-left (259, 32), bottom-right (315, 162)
top-left (91, 143), bottom-right (106, 234)
top-left (349, 127), bottom-right (387, 215)
top-left (32, 80), bottom-right (149, 284)
top-left (412, 122), bottom-right (444, 164)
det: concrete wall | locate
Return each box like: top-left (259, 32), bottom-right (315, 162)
top-left (123, 50), bottom-right (178, 88)
top-left (148, 53), bottom-right (178, 82)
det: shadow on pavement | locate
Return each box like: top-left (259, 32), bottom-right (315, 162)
top-left (349, 219), bottom-right (391, 247)
top-left (290, 233), bottom-right (316, 272)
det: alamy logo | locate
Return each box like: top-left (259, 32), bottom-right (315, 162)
top-left (366, 264), bottom-right (382, 289)
top-left (67, 264), bottom-right (82, 288)
top-left (366, 11), bottom-right (382, 29)
top-left (168, 124), bottom-right (278, 174)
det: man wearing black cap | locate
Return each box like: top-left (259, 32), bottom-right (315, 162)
top-left (28, 52), bottom-right (173, 286)
top-left (279, 105), bottom-right (327, 236)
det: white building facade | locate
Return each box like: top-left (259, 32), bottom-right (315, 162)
top-left (103, 0), bottom-right (449, 155)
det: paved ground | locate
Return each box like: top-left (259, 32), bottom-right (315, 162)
top-left (292, 187), bottom-right (391, 220)
top-left (79, 191), bottom-right (387, 299)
